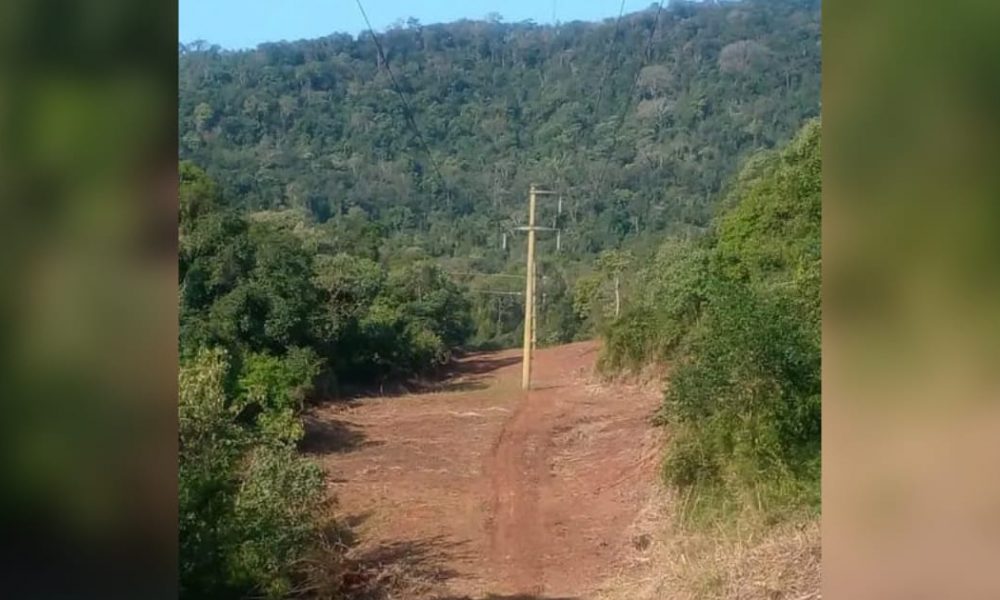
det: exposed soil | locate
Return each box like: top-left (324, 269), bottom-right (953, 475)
top-left (305, 341), bottom-right (663, 599)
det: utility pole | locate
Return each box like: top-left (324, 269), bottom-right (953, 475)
top-left (614, 273), bottom-right (621, 318)
top-left (496, 295), bottom-right (503, 336)
top-left (555, 196), bottom-right (562, 253)
top-left (532, 268), bottom-right (539, 349)
top-left (519, 184), bottom-right (557, 390)
top-left (537, 274), bottom-right (547, 350)
top-left (522, 184), bottom-right (538, 391)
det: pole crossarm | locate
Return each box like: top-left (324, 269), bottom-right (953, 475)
top-left (514, 226), bottom-right (558, 232)
top-left (447, 271), bottom-right (524, 280)
top-left (467, 289), bottom-right (524, 296)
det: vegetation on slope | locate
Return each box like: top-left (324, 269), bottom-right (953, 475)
top-left (601, 119), bottom-right (821, 524)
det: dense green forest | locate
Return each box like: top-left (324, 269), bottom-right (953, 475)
top-left (178, 1), bottom-right (820, 596)
top-left (179, 0), bottom-right (820, 346)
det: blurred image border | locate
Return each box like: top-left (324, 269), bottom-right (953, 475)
top-left (0, 0), bottom-right (178, 597)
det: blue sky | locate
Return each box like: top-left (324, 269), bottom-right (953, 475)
top-left (180, 0), bottom-right (657, 50)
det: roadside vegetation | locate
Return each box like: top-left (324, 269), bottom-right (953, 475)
top-left (601, 119), bottom-right (820, 526)
top-left (179, 163), bottom-right (477, 598)
top-left (595, 120), bottom-right (820, 600)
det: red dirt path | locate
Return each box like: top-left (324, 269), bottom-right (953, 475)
top-left (305, 341), bottom-right (663, 599)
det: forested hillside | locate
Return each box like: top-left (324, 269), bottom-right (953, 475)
top-left (179, 0), bottom-right (820, 345)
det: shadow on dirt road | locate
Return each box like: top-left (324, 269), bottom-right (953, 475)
top-left (300, 416), bottom-right (382, 454)
top-left (434, 595), bottom-right (579, 600)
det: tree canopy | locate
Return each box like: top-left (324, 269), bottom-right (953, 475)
top-left (179, 0), bottom-right (820, 265)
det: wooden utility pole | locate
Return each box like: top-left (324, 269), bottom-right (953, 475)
top-left (518, 185), bottom-right (558, 390)
top-left (518, 185), bottom-right (559, 390)
top-left (556, 195), bottom-right (563, 253)
top-left (614, 274), bottom-right (621, 318)
top-left (532, 269), bottom-right (539, 349)
top-left (522, 185), bottom-right (538, 390)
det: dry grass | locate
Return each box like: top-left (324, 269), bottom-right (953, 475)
top-left (595, 358), bottom-right (672, 390)
top-left (338, 561), bottom-right (441, 600)
top-left (595, 486), bottom-right (821, 600)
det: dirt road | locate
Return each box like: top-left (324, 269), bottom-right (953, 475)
top-left (304, 341), bottom-right (663, 599)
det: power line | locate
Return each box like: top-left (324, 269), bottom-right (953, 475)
top-left (551, 0), bottom-right (627, 254)
top-left (592, 1), bottom-right (666, 196)
top-left (354, 0), bottom-right (449, 194)
top-left (588, 0), bottom-right (629, 131)
top-left (483, 1), bottom-right (567, 255)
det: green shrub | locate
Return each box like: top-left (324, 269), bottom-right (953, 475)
top-left (599, 307), bottom-right (659, 373)
top-left (598, 238), bottom-right (711, 374)
top-left (661, 276), bottom-right (820, 522)
top-left (225, 445), bottom-right (327, 598)
top-left (237, 346), bottom-right (322, 413)
top-left (179, 348), bottom-right (331, 599)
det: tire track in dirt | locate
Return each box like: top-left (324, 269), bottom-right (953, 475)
top-left (307, 341), bottom-right (663, 598)
top-left (485, 387), bottom-right (550, 594)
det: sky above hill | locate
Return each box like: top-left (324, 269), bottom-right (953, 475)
top-left (180, 0), bottom-right (659, 50)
